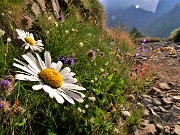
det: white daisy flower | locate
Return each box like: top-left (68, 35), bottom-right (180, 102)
top-left (16, 29), bottom-right (44, 52)
top-left (13, 51), bottom-right (86, 104)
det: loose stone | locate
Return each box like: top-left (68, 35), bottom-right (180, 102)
top-left (159, 83), bottom-right (171, 90)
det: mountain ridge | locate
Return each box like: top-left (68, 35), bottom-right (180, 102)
top-left (104, 0), bottom-right (180, 38)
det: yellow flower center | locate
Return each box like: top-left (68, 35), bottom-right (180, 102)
top-left (25, 37), bottom-right (35, 46)
top-left (39, 68), bottom-right (63, 88)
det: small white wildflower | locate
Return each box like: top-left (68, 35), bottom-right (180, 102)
top-left (79, 42), bottom-right (84, 47)
top-left (0, 29), bottom-right (5, 36)
top-left (65, 30), bottom-right (69, 34)
top-left (100, 68), bottom-right (104, 72)
top-left (94, 77), bottom-right (98, 81)
top-left (72, 28), bottom-right (78, 32)
top-left (1, 13), bottom-right (5, 16)
top-left (54, 22), bottom-right (58, 27)
top-left (85, 104), bottom-right (89, 108)
top-left (82, 110), bottom-right (85, 113)
top-left (105, 62), bottom-right (109, 66)
top-left (89, 117), bottom-right (94, 123)
top-left (16, 29), bottom-right (44, 52)
top-left (8, 11), bottom-right (12, 14)
top-left (45, 30), bottom-right (49, 34)
top-left (110, 41), bottom-right (115, 45)
top-left (77, 107), bottom-right (85, 113)
top-left (87, 33), bottom-right (92, 36)
top-left (93, 89), bottom-right (96, 91)
top-left (7, 37), bottom-right (11, 43)
top-left (77, 107), bottom-right (82, 112)
top-left (48, 16), bottom-right (52, 20)
top-left (88, 97), bottom-right (96, 102)
top-left (90, 80), bottom-right (94, 83)
top-left (113, 127), bottom-right (120, 134)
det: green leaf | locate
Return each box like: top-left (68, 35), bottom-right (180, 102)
top-left (107, 74), bottom-right (113, 81)
top-left (14, 118), bottom-right (26, 127)
top-left (47, 129), bottom-right (57, 135)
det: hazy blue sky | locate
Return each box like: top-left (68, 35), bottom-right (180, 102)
top-left (99, 0), bottom-right (159, 12)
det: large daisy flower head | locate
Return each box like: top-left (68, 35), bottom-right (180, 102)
top-left (16, 29), bottom-right (44, 52)
top-left (13, 51), bottom-right (86, 104)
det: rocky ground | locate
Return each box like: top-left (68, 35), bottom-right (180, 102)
top-left (133, 41), bottom-right (180, 135)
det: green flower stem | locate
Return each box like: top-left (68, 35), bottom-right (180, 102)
top-left (1, 93), bottom-right (44, 135)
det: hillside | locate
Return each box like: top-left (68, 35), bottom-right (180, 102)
top-left (107, 5), bottom-right (156, 30)
top-left (155, 0), bottom-right (180, 16)
top-left (144, 3), bottom-right (180, 38)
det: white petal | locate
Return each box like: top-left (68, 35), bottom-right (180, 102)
top-left (32, 85), bottom-right (43, 90)
top-left (57, 89), bottom-right (75, 104)
top-left (62, 83), bottom-right (86, 90)
top-left (13, 63), bottom-right (37, 76)
top-left (25, 45), bottom-right (29, 49)
top-left (44, 51), bottom-right (51, 68)
top-left (35, 41), bottom-right (44, 46)
top-left (36, 53), bottom-right (46, 70)
top-left (62, 72), bottom-right (75, 79)
top-left (63, 89), bottom-right (84, 103)
top-left (43, 85), bottom-right (57, 98)
top-left (54, 93), bottom-right (64, 104)
top-left (15, 74), bottom-right (39, 81)
top-left (60, 67), bottom-right (71, 75)
top-left (14, 58), bottom-right (27, 66)
top-left (51, 62), bottom-right (56, 69)
top-left (26, 53), bottom-right (37, 62)
top-left (63, 78), bottom-right (77, 83)
top-left (69, 89), bottom-right (86, 98)
top-left (22, 54), bottom-right (40, 72)
top-left (55, 61), bottom-right (62, 72)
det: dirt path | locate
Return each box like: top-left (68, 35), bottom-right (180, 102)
top-left (133, 41), bottom-right (180, 135)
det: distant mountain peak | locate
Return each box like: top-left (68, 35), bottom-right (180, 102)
top-left (155, 0), bottom-right (180, 16)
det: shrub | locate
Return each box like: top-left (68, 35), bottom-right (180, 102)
top-left (171, 27), bottom-right (180, 42)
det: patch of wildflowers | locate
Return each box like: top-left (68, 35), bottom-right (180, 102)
top-left (58, 56), bottom-right (74, 66)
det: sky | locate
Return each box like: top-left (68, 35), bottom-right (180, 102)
top-left (99, 0), bottom-right (160, 12)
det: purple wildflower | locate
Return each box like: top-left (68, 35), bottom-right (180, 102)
top-left (141, 38), bottom-right (146, 43)
top-left (135, 53), bottom-right (139, 57)
top-left (66, 57), bottom-right (74, 66)
top-left (58, 56), bottom-right (66, 64)
top-left (0, 103), bottom-right (3, 108)
top-left (141, 49), bottom-right (146, 53)
top-left (58, 13), bottom-right (65, 22)
top-left (0, 79), bottom-right (9, 88)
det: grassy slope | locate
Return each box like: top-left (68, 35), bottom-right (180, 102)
top-left (0, 0), bottom-right (152, 134)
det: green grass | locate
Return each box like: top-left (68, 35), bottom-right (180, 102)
top-left (0, 1), bottom-right (155, 135)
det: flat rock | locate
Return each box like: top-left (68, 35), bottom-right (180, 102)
top-left (162, 112), bottom-right (173, 122)
top-left (141, 98), bottom-right (152, 106)
top-left (145, 124), bottom-right (157, 134)
top-left (152, 86), bottom-right (163, 94)
top-left (162, 98), bottom-right (172, 105)
top-left (155, 124), bottom-right (164, 132)
top-left (155, 115), bottom-right (163, 123)
top-left (149, 108), bottom-right (158, 116)
top-left (174, 125), bottom-right (180, 135)
top-left (159, 83), bottom-right (171, 90)
top-left (152, 98), bottom-right (161, 106)
top-left (173, 96), bottom-right (180, 101)
top-left (121, 111), bottom-right (131, 119)
top-left (158, 106), bottom-right (167, 112)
